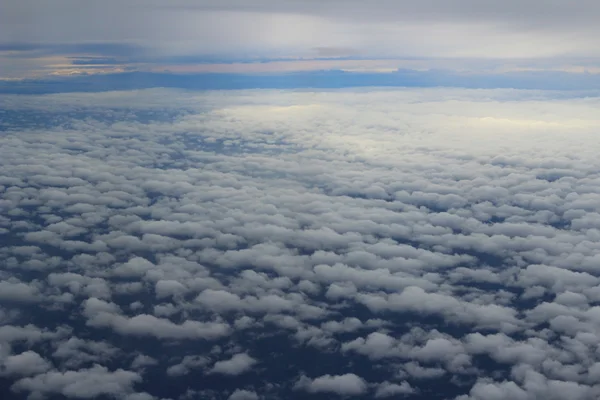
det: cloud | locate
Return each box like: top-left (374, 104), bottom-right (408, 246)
top-left (375, 381), bottom-right (415, 398)
top-left (130, 355), bottom-right (158, 370)
top-left (341, 332), bottom-right (398, 359)
top-left (52, 337), bottom-right (120, 368)
top-left (166, 356), bottom-right (210, 377)
top-left (228, 389), bottom-right (259, 400)
top-left (209, 353), bottom-right (257, 376)
top-left (295, 373), bottom-right (368, 396)
top-left (82, 298), bottom-right (231, 340)
top-left (11, 365), bottom-right (143, 399)
top-left (1, 351), bottom-right (52, 377)
top-left (2, 0), bottom-right (600, 81)
top-left (0, 281), bottom-right (41, 303)
top-left (1, 0), bottom-right (600, 61)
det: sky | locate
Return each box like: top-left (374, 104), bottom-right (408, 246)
top-left (2, 2), bottom-right (600, 400)
top-left (1, 0), bottom-right (600, 88)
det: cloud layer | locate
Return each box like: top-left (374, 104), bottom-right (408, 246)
top-left (0, 87), bottom-right (600, 399)
top-left (2, 0), bottom-right (600, 59)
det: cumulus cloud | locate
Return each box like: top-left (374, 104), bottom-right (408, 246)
top-left (295, 373), bottom-right (368, 396)
top-left (209, 353), bottom-right (257, 376)
top-left (228, 389), bottom-right (259, 400)
top-left (11, 365), bottom-right (143, 399)
top-left (1, 351), bottom-right (52, 377)
top-left (166, 355), bottom-right (210, 377)
top-left (375, 381), bottom-right (415, 398)
top-left (83, 298), bottom-right (231, 340)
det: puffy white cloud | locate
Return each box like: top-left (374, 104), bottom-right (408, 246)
top-left (375, 381), bottom-right (415, 398)
top-left (0, 281), bottom-right (41, 303)
top-left (401, 362), bottom-right (447, 379)
top-left (457, 380), bottom-right (529, 400)
top-left (1, 351), bottom-right (51, 377)
top-left (295, 373), bottom-right (368, 396)
top-left (228, 389), bottom-right (259, 400)
top-left (94, 313), bottom-right (230, 340)
top-left (130, 354), bottom-right (158, 370)
top-left (112, 257), bottom-right (156, 278)
top-left (11, 365), bottom-right (142, 399)
top-left (209, 353), bottom-right (257, 376)
top-left (342, 332), bottom-right (398, 359)
top-left (123, 393), bottom-right (157, 400)
top-left (81, 297), bottom-right (230, 340)
top-left (166, 356), bottom-right (210, 377)
top-left (52, 337), bottom-right (120, 368)
top-left (154, 280), bottom-right (188, 299)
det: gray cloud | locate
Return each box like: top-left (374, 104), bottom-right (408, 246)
top-left (1, 0), bottom-right (599, 61)
top-left (295, 373), bottom-right (368, 396)
top-left (375, 381), bottom-right (415, 398)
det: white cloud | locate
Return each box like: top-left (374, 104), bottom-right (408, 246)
top-left (166, 356), bottom-right (210, 377)
top-left (52, 337), bottom-right (120, 368)
top-left (11, 365), bottom-right (142, 399)
top-left (1, 351), bottom-right (52, 377)
top-left (210, 353), bottom-right (257, 376)
top-left (342, 332), bottom-right (398, 359)
top-left (295, 373), bottom-right (368, 396)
